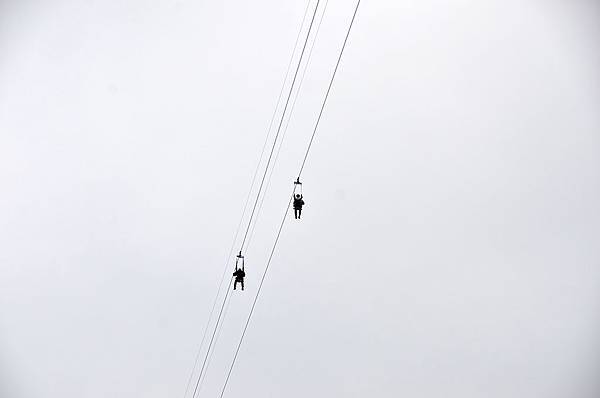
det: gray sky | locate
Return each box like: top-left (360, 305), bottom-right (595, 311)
top-left (1, 0), bottom-right (600, 397)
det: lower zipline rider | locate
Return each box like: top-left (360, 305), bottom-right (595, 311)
top-left (233, 251), bottom-right (245, 291)
top-left (293, 177), bottom-right (305, 220)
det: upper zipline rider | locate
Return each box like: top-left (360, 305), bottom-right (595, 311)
top-left (233, 251), bottom-right (245, 291)
top-left (293, 178), bottom-right (305, 220)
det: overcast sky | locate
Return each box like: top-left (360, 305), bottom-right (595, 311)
top-left (1, 0), bottom-right (600, 397)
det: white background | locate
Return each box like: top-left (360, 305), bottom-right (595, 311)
top-left (1, 0), bottom-right (599, 397)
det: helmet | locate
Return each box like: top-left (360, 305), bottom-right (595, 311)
top-left (295, 194), bottom-right (301, 199)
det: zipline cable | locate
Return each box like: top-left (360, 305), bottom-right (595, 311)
top-left (298, 0), bottom-right (360, 177)
top-left (191, 279), bottom-right (233, 398)
top-left (218, 194), bottom-right (294, 398)
top-left (244, 0), bottom-right (330, 253)
top-left (182, 230), bottom-right (238, 398)
top-left (238, 0), bottom-right (323, 254)
top-left (182, 23), bottom-right (302, 395)
top-left (193, 280), bottom-right (234, 397)
top-left (218, 2), bottom-right (361, 397)
top-left (184, 1), bottom-right (318, 396)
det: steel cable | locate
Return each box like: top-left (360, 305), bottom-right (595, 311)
top-left (218, 1), bottom-right (362, 396)
top-left (238, 0), bottom-right (323, 253)
top-left (184, 2), bottom-right (320, 396)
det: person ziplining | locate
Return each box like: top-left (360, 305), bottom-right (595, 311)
top-left (183, 1), bottom-right (364, 397)
top-left (293, 194), bottom-right (305, 219)
top-left (233, 252), bottom-right (245, 291)
top-left (293, 178), bottom-right (305, 220)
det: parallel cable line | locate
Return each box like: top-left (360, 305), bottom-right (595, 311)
top-left (244, 0), bottom-right (330, 253)
top-left (218, 195), bottom-right (294, 398)
top-left (182, 229), bottom-right (238, 398)
top-left (298, 0), bottom-right (361, 177)
top-left (191, 279), bottom-right (233, 398)
top-left (218, 2), bottom-right (362, 397)
top-left (193, 280), bottom-right (234, 397)
top-left (182, 4), bottom-right (313, 394)
top-left (184, 2), bottom-right (320, 396)
top-left (238, 0), bottom-right (323, 253)
top-left (191, 5), bottom-right (328, 386)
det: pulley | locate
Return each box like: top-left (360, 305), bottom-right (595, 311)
top-left (294, 177), bottom-right (303, 194)
top-left (236, 251), bottom-right (245, 271)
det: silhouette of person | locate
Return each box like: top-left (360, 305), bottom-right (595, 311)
top-left (233, 268), bottom-right (245, 290)
top-left (293, 193), bottom-right (305, 219)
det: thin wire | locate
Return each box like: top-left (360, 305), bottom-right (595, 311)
top-left (218, 193), bottom-right (295, 398)
top-left (244, 0), bottom-right (330, 253)
top-left (182, 2), bottom-right (313, 396)
top-left (191, 279), bottom-right (233, 398)
top-left (238, 0), bottom-right (322, 253)
top-left (190, 3), bottom-right (321, 392)
top-left (299, 0), bottom-right (361, 177)
top-left (219, 3), bottom-right (361, 396)
top-left (252, 0), bottom-right (313, 193)
top-left (193, 281), bottom-right (234, 397)
top-left (182, 230), bottom-right (237, 398)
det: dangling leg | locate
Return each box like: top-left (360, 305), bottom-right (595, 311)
top-left (233, 280), bottom-right (238, 290)
top-left (294, 209), bottom-right (298, 219)
top-left (241, 279), bottom-right (244, 291)
top-left (298, 208), bottom-right (302, 219)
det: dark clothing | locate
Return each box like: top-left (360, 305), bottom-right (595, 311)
top-left (293, 194), bottom-right (304, 219)
top-left (233, 269), bottom-right (245, 280)
top-left (293, 195), bottom-right (304, 210)
top-left (234, 279), bottom-right (244, 290)
top-left (233, 269), bottom-right (245, 290)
